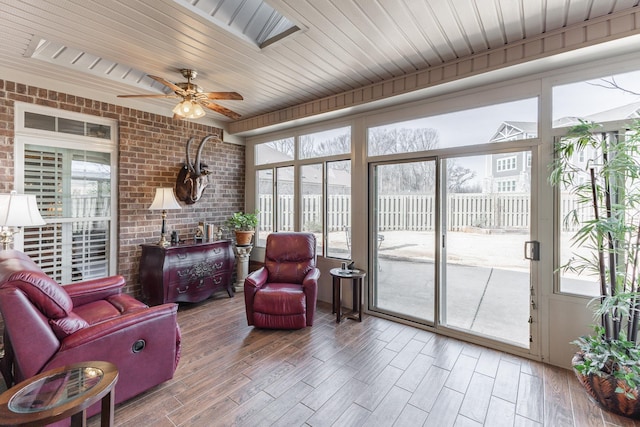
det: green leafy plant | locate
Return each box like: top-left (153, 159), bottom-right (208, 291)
top-left (550, 119), bottom-right (640, 396)
top-left (226, 211), bottom-right (259, 231)
top-left (573, 326), bottom-right (640, 399)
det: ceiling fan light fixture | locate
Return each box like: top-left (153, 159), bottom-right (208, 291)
top-left (189, 103), bottom-right (206, 118)
top-left (119, 69), bottom-right (242, 120)
top-left (172, 99), bottom-right (194, 117)
top-left (172, 99), bottom-right (206, 119)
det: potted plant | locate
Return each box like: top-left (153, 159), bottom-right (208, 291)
top-left (226, 211), bottom-right (259, 246)
top-left (550, 119), bottom-right (640, 417)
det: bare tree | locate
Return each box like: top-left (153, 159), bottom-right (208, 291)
top-left (370, 127), bottom-right (476, 193)
top-left (447, 164), bottom-right (477, 192)
top-left (299, 133), bottom-right (350, 158)
top-left (588, 77), bottom-right (640, 96)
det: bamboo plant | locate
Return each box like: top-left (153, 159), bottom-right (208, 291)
top-left (550, 119), bottom-right (640, 396)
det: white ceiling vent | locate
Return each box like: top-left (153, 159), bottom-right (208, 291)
top-left (174, 0), bottom-right (300, 49)
top-left (27, 38), bottom-right (168, 94)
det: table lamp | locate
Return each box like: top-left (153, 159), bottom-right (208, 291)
top-left (0, 191), bottom-right (47, 250)
top-left (148, 188), bottom-right (181, 247)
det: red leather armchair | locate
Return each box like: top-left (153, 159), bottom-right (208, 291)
top-left (244, 232), bottom-right (320, 329)
top-left (0, 250), bottom-right (181, 408)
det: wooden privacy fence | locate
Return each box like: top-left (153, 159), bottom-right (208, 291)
top-left (258, 193), bottom-right (588, 232)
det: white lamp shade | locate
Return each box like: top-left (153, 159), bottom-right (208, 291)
top-left (0, 192), bottom-right (46, 227)
top-left (172, 99), bottom-right (194, 117)
top-left (172, 99), bottom-right (206, 119)
top-left (189, 103), bottom-right (206, 119)
top-left (148, 188), bottom-right (182, 211)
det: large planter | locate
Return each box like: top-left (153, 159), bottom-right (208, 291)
top-left (572, 352), bottom-right (640, 419)
top-left (234, 230), bottom-right (255, 246)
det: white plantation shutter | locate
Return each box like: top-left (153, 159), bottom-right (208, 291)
top-left (22, 145), bottom-right (112, 283)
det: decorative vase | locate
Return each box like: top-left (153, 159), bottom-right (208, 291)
top-left (572, 352), bottom-right (640, 419)
top-left (234, 230), bottom-right (254, 246)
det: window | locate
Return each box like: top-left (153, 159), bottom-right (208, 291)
top-left (299, 127), bottom-right (350, 159)
top-left (255, 137), bottom-right (294, 165)
top-left (256, 169), bottom-right (273, 247)
top-left (276, 166), bottom-right (294, 231)
top-left (552, 69), bottom-right (640, 128)
top-left (554, 131), bottom-right (624, 297)
top-left (497, 180), bottom-right (516, 192)
top-left (301, 164), bottom-right (323, 254)
top-left (368, 98), bottom-right (538, 156)
top-left (23, 146), bottom-right (112, 282)
top-left (326, 161), bottom-right (351, 259)
top-left (25, 112), bottom-right (112, 139)
top-left (496, 156), bottom-right (517, 171)
top-left (253, 126), bottom-right (351, 258)
top-left (15, 104), bottom-right (117, 283)
top-left (552, 70), bottom-right (640, 296)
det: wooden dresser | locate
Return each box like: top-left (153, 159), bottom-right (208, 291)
top-left (139, 240), bottom-right (234, 305)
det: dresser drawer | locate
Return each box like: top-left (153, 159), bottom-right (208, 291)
top-left (165, 248), bottom-right (204, 267)
top-left (169, 279), bottom-right (213, 303)
top-left (168, 259), bottom-right (230, 282)
top-left (168, 272), bottom-right (230, 303)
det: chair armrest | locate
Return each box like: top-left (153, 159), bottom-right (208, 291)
top-left (244, 267), bottom-right (268, 326)
top-left (65, 275), bottom-right (126, 306)
top-left (59, 303), bottom-right (177, 350)
top-left (302, 268), bottom-right (320, 327)
top-left (244, 267), bottom-right (268, 290)
top-left (302, 268), bottom-right (320, 290)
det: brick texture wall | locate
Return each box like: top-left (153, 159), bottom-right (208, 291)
top-left (0, 79), bottom-right (245, 297)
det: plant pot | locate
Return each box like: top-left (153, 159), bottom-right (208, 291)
top-left (572, 352), bottom-right (640, 419)
top-left (234, 230), bottom-right (255, 246)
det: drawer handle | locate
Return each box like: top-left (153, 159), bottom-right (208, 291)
top-left (213, 248), bottom-right (221, 254)
top-left (213, 276), bottom-right (222, 284)
top-left (177, 286), bottom-right (189, 294)
top-left (177, 253), bottom-right (188, 259)
top-left (214, 261), bottom-right (223, 270)
top-left (176, 270), bottom-right (189, 278)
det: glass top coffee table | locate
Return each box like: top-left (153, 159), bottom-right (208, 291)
top-left (0, 360), bottom-right (118, 426)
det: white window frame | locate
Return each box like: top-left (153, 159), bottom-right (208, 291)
top-left (13, 102), bottom-right (118, 278)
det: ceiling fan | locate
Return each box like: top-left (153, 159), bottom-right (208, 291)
top-left (117, 69), bottom-right (243, 120)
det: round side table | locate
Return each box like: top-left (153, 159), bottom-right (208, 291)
top-left (0, 360), bottom-right (118, 427)
top-left (330, 267), bottom-right (367, 323)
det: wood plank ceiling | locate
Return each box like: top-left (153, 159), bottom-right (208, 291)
top-left (0, 0), bottom-right (638, 131)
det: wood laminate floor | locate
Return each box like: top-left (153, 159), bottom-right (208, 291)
top-left (91, 295), bottom-right (640, 427)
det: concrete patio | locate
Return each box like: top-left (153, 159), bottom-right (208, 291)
top-left (329, 229), bottom-right (595, 349)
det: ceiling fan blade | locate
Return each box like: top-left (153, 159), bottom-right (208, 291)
top-left (201, 101), bottom-right (242, 120)
top-left (203, 92), bottom-right (244, 100)
top-left (117, 94), bottom-right (179, 99)
top-left (148, 75), bottom-right (185, 95)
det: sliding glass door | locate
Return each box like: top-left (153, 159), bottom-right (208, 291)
top-left (441, 152), bottom-right (532, 348)
top-left (370, 159), bottom-right (437, 323)
top-left (370, 150), bottom-right (534, 349)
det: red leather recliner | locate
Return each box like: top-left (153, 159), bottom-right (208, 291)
top-left (244, 232), bottom-right (320, 329)
top-left (0, 250), bottom-right (181, 410)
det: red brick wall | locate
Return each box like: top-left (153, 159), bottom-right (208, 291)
top-left (0, 79), bottom-right (245, 296)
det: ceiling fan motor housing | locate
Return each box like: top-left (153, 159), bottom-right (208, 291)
top-left (177, 82), bottom-right (202, 94)
top-left (180, 69), bottom-right (197, 80)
